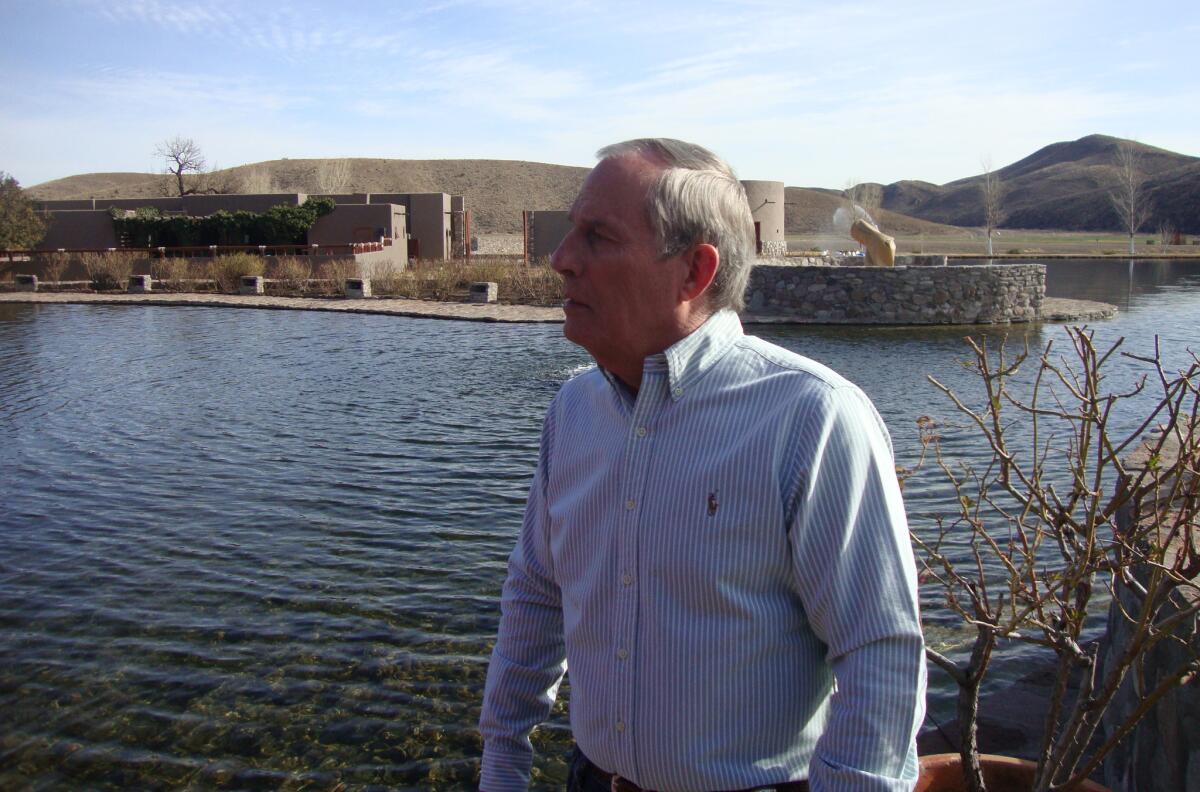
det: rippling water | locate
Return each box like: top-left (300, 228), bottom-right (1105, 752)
top-left (2, 259), bottom-right (1198, 789)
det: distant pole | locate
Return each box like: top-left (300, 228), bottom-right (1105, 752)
top-left (522, 211), bottom-right (530, 266)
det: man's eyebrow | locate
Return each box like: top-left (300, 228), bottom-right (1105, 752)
top-left (568, 210), bottom-right (620, 234)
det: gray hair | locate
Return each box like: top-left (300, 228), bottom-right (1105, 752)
top-left (596, 138), bottom-right (755, 313)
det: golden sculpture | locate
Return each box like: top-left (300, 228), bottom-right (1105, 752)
top-left (850, 218), bottom-right (896, 267)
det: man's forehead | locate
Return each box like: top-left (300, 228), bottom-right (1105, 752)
top-left (569, 155), bottom-right (658, 225)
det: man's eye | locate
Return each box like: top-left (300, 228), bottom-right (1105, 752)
top-left (585, 228), bottom-right (600, 245)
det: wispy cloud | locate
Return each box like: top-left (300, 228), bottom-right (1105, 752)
top-left (6, 0), bottom-right (1197, 187)
top-left (58, 66), bottom-right (315, 114)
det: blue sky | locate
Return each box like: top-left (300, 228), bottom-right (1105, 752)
top-left (2, 0), bottom-right (1197, 189)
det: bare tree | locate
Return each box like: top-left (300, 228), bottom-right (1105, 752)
top-left (1158, 219), bottom-right (1179, 247)
top-left (912, 330), bottom-right (1200, 792)
top-left (314, 160), bottom-right (352, 194)
top-left (155, 136), bottom-right (206, 197)
top-left (1109, 139), bottom-right (1152, 256)
top-left (979, 156), bottom-right (1005, 257)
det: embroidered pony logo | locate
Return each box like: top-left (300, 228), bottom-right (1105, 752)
top-left (707, 491), bottom-right (719, 517)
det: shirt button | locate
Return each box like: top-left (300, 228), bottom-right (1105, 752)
top-left (622, 573), bottom-right (633, 586)
top-left (672, 387), bottom-right (683, 398)
top-left (615, 720), bottom-right (626, 733)
top-left (625, 499), bottom-right (636, 510)
top-left (616, 648), bottom-right (629, 660)
top-left (635, 426), bottom-right (647, 438)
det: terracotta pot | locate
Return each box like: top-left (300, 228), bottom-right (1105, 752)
top-left (916, 753), bottom-right (1111, 792)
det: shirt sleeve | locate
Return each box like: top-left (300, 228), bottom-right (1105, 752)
top-left (478, 408), bottom-right (567, 792)
top-left (789, 384), bottom-right (927, 792)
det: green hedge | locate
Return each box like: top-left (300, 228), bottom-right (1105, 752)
top-left (111, 197), bottom-right (335, 247)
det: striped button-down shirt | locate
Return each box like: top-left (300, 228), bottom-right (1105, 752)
top-left (479, 309), bottom-right (925, 792)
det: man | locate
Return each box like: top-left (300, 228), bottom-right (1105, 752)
top-left (479, 138), bottom-right (925, 792)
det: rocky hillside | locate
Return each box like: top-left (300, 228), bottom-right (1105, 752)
top-left (785, 187), bottom-right (963, 236)
top-left (876, 134), bottom-right (1200, 233)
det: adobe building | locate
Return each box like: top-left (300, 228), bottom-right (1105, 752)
top-left (33, 192), bottom-right (460, 262)
top-left (365, 193), bottom-right (454, 260)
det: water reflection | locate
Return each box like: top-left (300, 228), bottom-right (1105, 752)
top-left (1, 259), bottom-right (1197, 789)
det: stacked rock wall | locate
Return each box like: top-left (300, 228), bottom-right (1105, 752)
top-left (745, 263), bottom-right (1044, 324)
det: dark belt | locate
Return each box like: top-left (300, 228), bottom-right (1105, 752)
top-left (584, 760), bottom-right (810, 792)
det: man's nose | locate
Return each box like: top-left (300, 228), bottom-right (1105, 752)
top-left (550, 233), bottom-right (577, 276)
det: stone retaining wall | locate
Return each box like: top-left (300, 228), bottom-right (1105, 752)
top-left (746, 263), bottom-right (1044, 324)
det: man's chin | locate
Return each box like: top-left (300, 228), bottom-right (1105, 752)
top-left (560, 314), bottom-right (599, 353)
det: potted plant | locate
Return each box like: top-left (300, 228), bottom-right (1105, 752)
top-left (907, 327), bottom-right (1199, 792)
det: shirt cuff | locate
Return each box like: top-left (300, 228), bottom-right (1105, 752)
top-left (479, 745), bottom-right (533, 792)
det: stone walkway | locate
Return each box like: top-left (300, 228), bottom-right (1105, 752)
top-left (0, 291), bottom-right (564, 323)
top-left (0, 292), bottom-right (1116, 325)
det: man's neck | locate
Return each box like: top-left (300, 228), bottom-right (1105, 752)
top-left (605, 308), bottom-right (713, 393)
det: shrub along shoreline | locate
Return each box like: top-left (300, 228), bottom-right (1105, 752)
top-left (5, 251), bottom-right (564, 306)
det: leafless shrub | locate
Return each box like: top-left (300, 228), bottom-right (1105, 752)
top-left (81, 252), bottom-right (135, 291)
top-left (373, 257), bottom-right (562, 304)
top-left (208, 252), bottom-right (264, 293)
top-left (910, 329), bottom-right (1200, 792)
top-left (316, 259), bottom-right (356, 295)
top-left (151, 257), bottom-right (194, 291)
top-left (1158, 220), bottom-right (1179, 247)
top-left (39, 251), bottom-right (70, 287)
top-left (272, 256), bottom-right (312, 295)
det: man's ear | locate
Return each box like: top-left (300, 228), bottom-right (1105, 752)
top-left (680, 243), bottom-right (719, 302)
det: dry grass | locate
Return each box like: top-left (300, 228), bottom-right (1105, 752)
top-left (270, 256), bottom-right (313, 295)
top-left (150, 258), bottom-right (196, 291)
top-left (208, 253), bottom-right (264, 293)
top-left (373, 257), bottom-right (562, 305)
top-left (316, 259), bottom-right (356, 296)
top-left (81, 252), bottom-right (135, 291)
top-left (37, 252), bottom-right (70, 287)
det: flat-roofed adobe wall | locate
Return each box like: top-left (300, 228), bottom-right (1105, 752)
top-left (312, 193), bottom-right (370, 205)
top-left (35, 199), bottom-right (97, 211)
top-left (527, 211), bottom-right (572, 262)
top-left (95, 197), bottom-right (185, 213)
top-left (183, 194), bottom-right (304, 215)
top-left (33, 193), bottom-right (450, 257)
top-left (372, 193), bottom-right (452, 260)
top-left (39, 211), bottom-right (120, 251)
top-left (309, 204), bottom-right (407, 254)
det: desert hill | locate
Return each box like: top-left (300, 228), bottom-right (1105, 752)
top-left (30, 158), bottom-right (965, 237)
top-left (784, 186), bottom-right (962, 236)
top-left (29, 159), bottom-right (591, 235)
top-left (876, 134), bottom-right (1200, 233)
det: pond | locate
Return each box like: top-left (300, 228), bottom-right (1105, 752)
top-left (2, 259), bottom-right (1198, 789)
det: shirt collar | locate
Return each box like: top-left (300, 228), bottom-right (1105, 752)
top-left (601, 309), bottom-right (744, 402)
